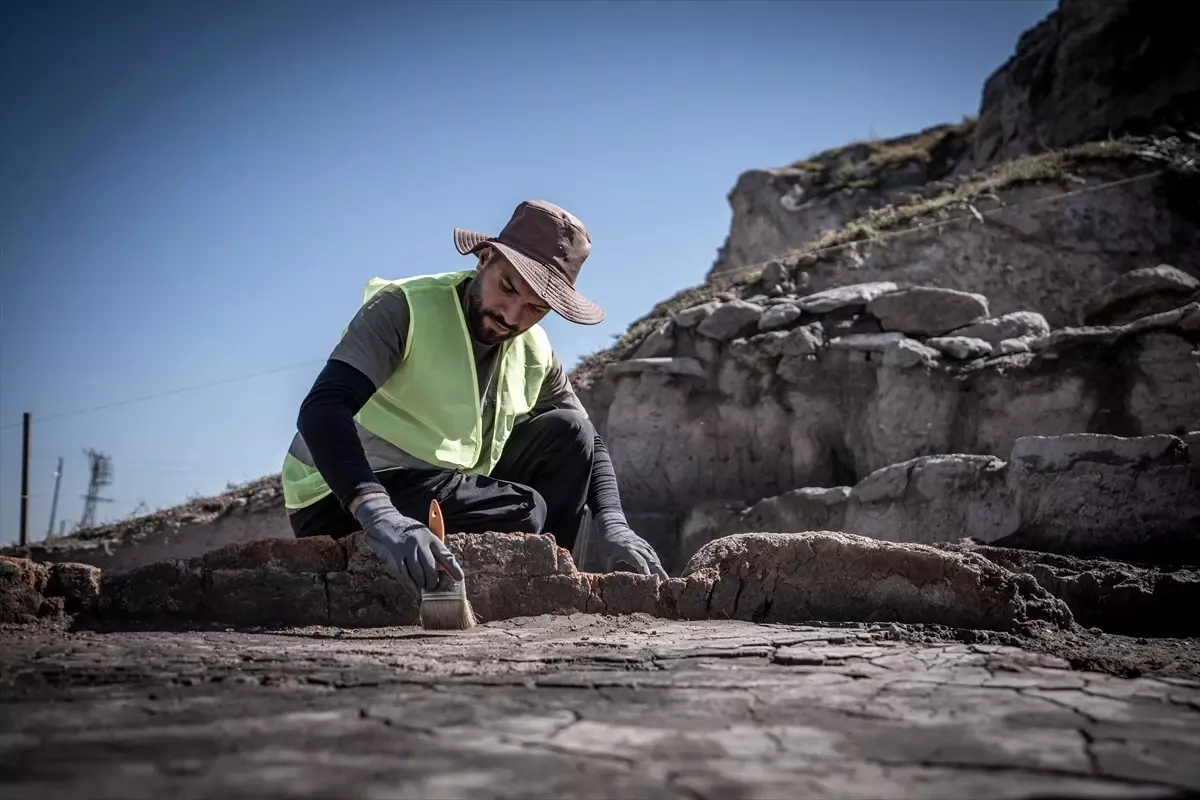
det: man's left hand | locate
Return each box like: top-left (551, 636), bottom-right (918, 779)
top-left (599, 525), bottom-right (669, 580)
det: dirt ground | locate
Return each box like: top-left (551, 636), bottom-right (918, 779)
top-left (2, 614), bottom-right (1198, 800)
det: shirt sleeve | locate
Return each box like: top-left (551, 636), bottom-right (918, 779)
top-left (296, 359), bottom-right (389, 508)
top-left (531, 352), bottom-right (588, 417)
top-left (327, 287), bottom-right (410, 389)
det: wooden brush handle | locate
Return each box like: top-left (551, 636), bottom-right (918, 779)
top-left (428, 498), bottom-right (447, 574)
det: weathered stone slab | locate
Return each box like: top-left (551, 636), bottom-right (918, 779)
top-left (797, 281), bottom-right (898, 313)
top-left (882, 337), bottom-right (941, 368)
top-left (758, 302), bottom-right (803, 332)
top-left (950, 311), bottom-right (1050, 346)
top-left (696, 299), bottom-right (763, 341)
top-left (681, 531), bottom-right (1073, 631)
top-left (867, 286), bottom-right (990, 336)
top-left (671, 300), bottom-right (720, 328)
top-left (631, 321), bottom-right (675, 358)
top-left (1082, 264), bottom-right (1200, 326)
top-left (827, 332), bottom-right (906, 353)
top-left (927, 335), bottom-right (993, 360)
top-left (604, 357), bottom-right (707, 380)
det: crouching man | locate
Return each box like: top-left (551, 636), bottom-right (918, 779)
top-left (280, 199), bottom-right (668, 592)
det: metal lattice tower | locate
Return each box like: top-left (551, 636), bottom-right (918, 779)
top-left (80, 448), bottom-right (114, 529)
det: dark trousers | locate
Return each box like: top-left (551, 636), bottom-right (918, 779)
top-left (289, 409), bottom-right (595, 552)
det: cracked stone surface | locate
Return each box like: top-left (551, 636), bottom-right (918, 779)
top-left (2, 615), bottom-right (1198, 799)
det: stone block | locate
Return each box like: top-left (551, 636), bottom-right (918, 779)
top-left (100, 558), bottom-right (204, 618)
top-left (1081, 264), bottom-right (1200, 326)
top-left (204, 568), bottom-right (329, 626)
top-left (672, 300), bottom-right (720, 328)
top-left (590, 572), bottom-right (661, 615)
top-left (44, 562), bottom-right (101, 614)
top-left (0, 556), bottom-right (48, 623)
top-left (867, 286), bottom-right (990, 336)
top-left (950, 311), bottom-right (1049, 346)
top-left (604, 357), bottom-right (707, 381)
top-left (326, 571), bottom-right (418, 627)
top-left (882, 337), bottom-right (941, 368)
top-left (696, 300), bottom-right (764, 341)
top-left (682, 531), bottom-right (1072, 631)
top-left (797, 282), bottom-right (898, 314)
top-left (927, 335), bottom-right (992, 360)
top-left (468, 574), bottom-right (590, 623)
top-left (758, 303), bottom-right (803, 332)
top-left (202, 535), bottom-right (345, 573)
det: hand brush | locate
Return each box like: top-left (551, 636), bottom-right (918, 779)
top-left (419, 498), bottom-right (477, 631)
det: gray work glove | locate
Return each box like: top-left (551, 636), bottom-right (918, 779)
top-left (595, 511), bottom-right (669, 580)
top-left (353, 495), bottom-right (465, 592)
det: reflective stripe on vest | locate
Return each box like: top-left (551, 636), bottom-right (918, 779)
top-left (281, 270), bottom-right (553, 510)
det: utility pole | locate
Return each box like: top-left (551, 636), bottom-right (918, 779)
top-left (79, 449), bottom-right (114, 529)
top-left (19, 413), bottom-right (31, 547)
top-left (47, 456), bottom-right (63, 539)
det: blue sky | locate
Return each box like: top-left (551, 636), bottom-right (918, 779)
top-left (0, 0), bottom-right (1056, 543)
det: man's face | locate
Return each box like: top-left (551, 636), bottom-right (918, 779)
top-left (464, 248), bottom-right (552, 345)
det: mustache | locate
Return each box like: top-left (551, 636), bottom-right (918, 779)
top-left (481, 311), bottom-right (515, 335)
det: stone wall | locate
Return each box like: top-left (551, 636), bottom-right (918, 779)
top-left (9, 525), bottom-right (1196, 638)
top-left (579, 273), bottom-right (1199, 567)
top-left (1, 529), bottom-right (1075, 634)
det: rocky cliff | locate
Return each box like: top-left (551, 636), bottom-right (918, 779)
top-left (709, 0), bottom-right (1200, 281)
top-left (973, 0), bottom-right (1200, 165)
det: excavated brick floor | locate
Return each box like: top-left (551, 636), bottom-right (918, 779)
top-left (2, 614), bottom-right (1199, 799)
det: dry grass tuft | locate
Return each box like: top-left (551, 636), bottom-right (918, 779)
top-left (793, 137), bottom-right (1145, 257)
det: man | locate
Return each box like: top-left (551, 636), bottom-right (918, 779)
top-left (281, 198), bottom-right (668, 593)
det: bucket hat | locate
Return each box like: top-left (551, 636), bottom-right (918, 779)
top-left (453, 199), bottom-right (604, 325)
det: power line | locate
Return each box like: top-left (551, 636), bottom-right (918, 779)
top-left (0, 358), bottom-right (325, 430)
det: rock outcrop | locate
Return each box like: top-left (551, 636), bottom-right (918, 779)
top-left (0, 528), bottom-right (1076, 635)
top-left (709, 120), bottom-right (976, 277)
top-left (679, 432), bottom-right (1199, 570)
top-left (973, 0), bottom-right (1200, 165)
top-left (704, 139), bottom-right (1199, 327)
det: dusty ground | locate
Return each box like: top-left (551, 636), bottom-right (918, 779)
top-left (2, 614), bottom-right (1199, 800)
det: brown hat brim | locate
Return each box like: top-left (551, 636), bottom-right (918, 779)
top-left (454, 228), bottom-right (605, 325)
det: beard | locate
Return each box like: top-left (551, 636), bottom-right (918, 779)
top-left (464, 280), bottom-right (516, 345)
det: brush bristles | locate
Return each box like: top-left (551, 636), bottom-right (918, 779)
top-left (419, 581), bottom-right (477, 631)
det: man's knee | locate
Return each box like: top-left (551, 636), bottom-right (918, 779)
top-left (526, 488), bottom-right (548, 533)
top-left (528, 408), bottom-right (595, 452)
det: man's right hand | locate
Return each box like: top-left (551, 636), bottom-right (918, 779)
top-left (351, 495), bottom-right (465, 592)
